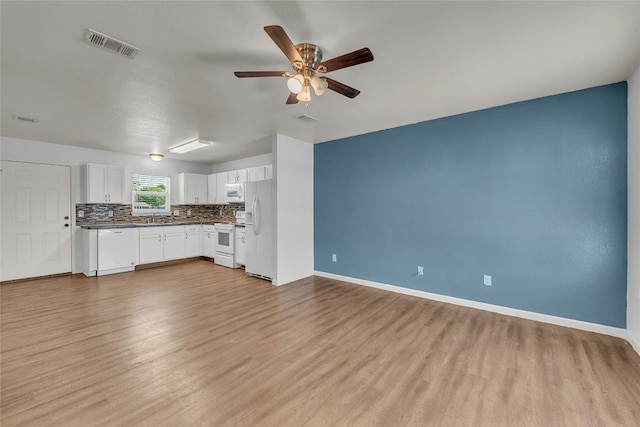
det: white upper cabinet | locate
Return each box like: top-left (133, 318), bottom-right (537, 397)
top-left (227, 169), bottom-right (247, 183)
top-left (247, 166), bottom-right (265, 182)
top-left (86, 163), bottom-right (124, 203)
top-left (178, 173), bottom-right (208, 204)
top-left (207, 173), bottom-right (228, 204)
top-left (247, 165), bottom-right (272, 182)
top-left (207, 174), bottom-right (218, 204)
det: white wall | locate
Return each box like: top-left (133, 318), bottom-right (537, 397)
top-left (628, 66), bottom-right (640, 353)
top-left (272, 134), bottom-right (314, 286)
top-left (211, 153), bottom-right (272, 173)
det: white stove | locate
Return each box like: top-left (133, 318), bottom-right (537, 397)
top-left (213, 223), bottom-right (236, 268)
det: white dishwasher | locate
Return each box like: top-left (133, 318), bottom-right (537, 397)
top-left (97, 228), bottom-right (137, 275)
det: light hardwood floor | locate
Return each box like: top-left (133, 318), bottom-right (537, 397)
top-left (2, 260), bottom-right (639, 426)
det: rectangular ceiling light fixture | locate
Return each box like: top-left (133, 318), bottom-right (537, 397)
top-left (169, 139), bottom-right (213, 154)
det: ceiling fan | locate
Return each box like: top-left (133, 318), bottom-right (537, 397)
top-left (234, 25), bottom-right (374, 104)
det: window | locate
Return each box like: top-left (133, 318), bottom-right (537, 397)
top-left (132, 174), bottom-right (170, 214)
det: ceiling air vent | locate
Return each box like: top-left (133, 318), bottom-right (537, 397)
top-left (14, 115), bottom-right (38, 123)
top-left (295, 114), bottom-right (319, 123)
top-left (84, 29), bottom-right (140, 59)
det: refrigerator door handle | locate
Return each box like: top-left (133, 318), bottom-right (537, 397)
top-left (254, 196), bottom-right (261, 235)
top-left (251, 195), bottom-right (258, 234)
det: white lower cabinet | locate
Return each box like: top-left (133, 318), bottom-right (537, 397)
top-left (139, 228), bottom-right (164, 264)
top-left (164, 226), bottom-right (187, 261)
top-left (139, 225), bottom-right (192, 264)
top-left (203, 225), bottom-right (217, 258)
top-left (235, 226), bottom-right (246, 266)
top-left (83, 225), bottom-right (207, 273)
top-left (185, 225), bottom-right (202, 258)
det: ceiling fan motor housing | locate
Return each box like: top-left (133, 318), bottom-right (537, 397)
top-left (294, 43), bottom-right (324, 75)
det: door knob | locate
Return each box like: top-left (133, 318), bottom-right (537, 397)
top-left (64, 216), bottom-right (69, 220)
top-left (64, 224), bottom-right (69, 227)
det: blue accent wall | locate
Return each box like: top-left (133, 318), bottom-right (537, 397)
top-left (314, 83), bottom-right (628, 327)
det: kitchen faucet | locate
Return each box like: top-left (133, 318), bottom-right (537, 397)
top-left (152, 212), bottom-right (161, 223)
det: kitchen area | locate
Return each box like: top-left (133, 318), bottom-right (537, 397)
top-left (78, 162), bottom-right (274, 282)
top-left (1, 134), bottom-right (313, 288)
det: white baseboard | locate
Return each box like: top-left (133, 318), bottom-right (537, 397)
top-left (314, 271), bottom-right (637, 353)
top-left (628, 332), bottom-right (640, 355)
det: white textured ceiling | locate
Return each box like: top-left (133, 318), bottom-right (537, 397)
top-left (1, 1), bottom-right (639, 164)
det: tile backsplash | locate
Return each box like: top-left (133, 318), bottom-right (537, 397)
top-left (75, 203), bottom-right (242, 226)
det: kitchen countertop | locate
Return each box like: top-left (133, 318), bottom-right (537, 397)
top-left (80, 221), bottom-right (234, 229)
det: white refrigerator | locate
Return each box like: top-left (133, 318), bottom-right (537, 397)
top-left (245, 180), bottom-right (274, 281)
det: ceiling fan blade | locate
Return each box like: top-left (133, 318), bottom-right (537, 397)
top-left (325, 78), bottom-right (361, 98)
top-left (234, 71), bottom-right (290, 78)
top-left (319, 48), bottom-right (374, 72)
top-left (264, 25), bottom-right (303, 64)
top-left (286, 92), bottom-right (299, 104)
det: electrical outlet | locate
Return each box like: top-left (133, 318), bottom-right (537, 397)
top-left (186, 209), bottom-right (191, 216)
top-left (483, 275), bottom-right (492, 287)
top-left (417, 266), bottom-right (424, 276)
top-left (78, 210), bottom-right (84, 218)
top-left (108, 210), bottom-right (114, 218)
top-left (332, 254), bottom-right (337, 262)
top-left (174, 209), bottom-right (180, 216)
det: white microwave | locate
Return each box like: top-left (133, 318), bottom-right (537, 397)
top-left (225, 182), bottom-right (245, 203)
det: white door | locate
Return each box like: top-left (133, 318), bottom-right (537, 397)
top-left (1, 161), bottom-right (72, 281)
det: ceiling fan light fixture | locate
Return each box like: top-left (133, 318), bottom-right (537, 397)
top-left (149, 153), bottom-right (164, 162)
top-left (311, 76), bottom-right (328, 96)
top-left (296, 84), bottom-right (311, 102)
top-left (286, 74), bottom-right (304, 94)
